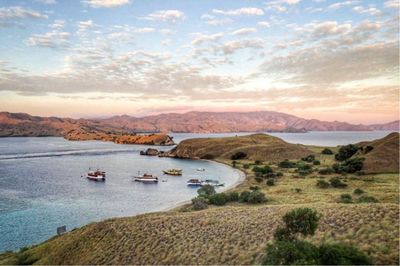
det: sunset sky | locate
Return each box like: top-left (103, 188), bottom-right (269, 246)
top-left (0, 0), bottom-right (398, 124)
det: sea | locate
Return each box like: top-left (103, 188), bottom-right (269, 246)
top-left (0, 130), bottom-right (394, 252)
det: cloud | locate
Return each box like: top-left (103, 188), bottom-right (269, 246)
top-left (191, 32), bottom-right (224, 46)
top-left (216, 39), bottom-right (264, 55)
top-left (264, 0), bottom-right (301, 13)
top-left (352, 6), bottom-right (382, 16)
top-left (306, 21), bottom-right (352, 38)
top-left (328, 1), bottom-right (359, 10)
top-left (212, 7), bottom-right (264, 16)
top-left (142, 10), bottom-right (185, 22)
top-left (50, 20), bottom-right (65, 30)
top-left (26, 30), bottom-right (70, 49)
top-left (230, 28), bottom-right (258, 36)
top-left (258, 21), bottom-right (270, 28)
top-left (77, 20), bottom-right (93, 36)
top-left (384, 0), bottom-right (400, 9)
top-left (83, 0), bottom-right (130, 8)
top-left (0, 6), bottom-right (48, 20)
top-left (36, 0), bottom-right (57, 4)
top-left (205, 18), bottom-right (233, 26)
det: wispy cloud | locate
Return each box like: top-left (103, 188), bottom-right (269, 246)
top-left (212, 7), bottom-right (264, 16)
top-left (141, 10), bottom-right (185, 22)
top-left (83, 0), bottom-right (130, 8)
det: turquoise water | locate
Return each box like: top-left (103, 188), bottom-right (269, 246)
top-left (0, 137), bottom-right (240, 252)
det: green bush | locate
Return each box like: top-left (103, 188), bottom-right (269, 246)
top-left (200, 154), bottom-right (215, 160)
top-left (250, 186), bottom-right (260, 191)
top-left (191, 197), bottom-right (208, 210)
top-left (266, 178), bottom-right (275, 186)
top-left (318, 167), bottom-right (334, 175)
top-left (239, 191), bottom-right (251, 202)
top-left (276, 171), bottom-right (283, 177)
top-left (329, 177), bottom-right (347, 188)
top-left (243, 164), bottom-right (250, 169)
top-left (333, 158), bottom-right (364, 173)
top-left (321, 148), bottom-right (333, 155)
top-left (313, 160), bottom-right (321, 165)
top-left (247, 190), bottom-right (267, 203)
top-left (255, 176), bottom-right (263, 182)
top-left (197, 184), bottom-right (215, 197)
top-left (294, 188), bottom-right (302, 193)
top-left (227, 191), bottom-right (239, 202)
top-left (278, 159), bottom-right (297, 168)
top-left (263, 240), bottom-right (319, 265)
top-left (281, 208), bottom-right (320, 238)
top-left (253, 165), bottom-right (273, 175)
top-left (319, 243), bottom-right (372, 265)
top-left (316, 179), bottom-right (330, 189)
top-left (208, 193), bottom-right (227, 206)
top-left (335, 144), bottom-right (359, 161)
top-left (231, 151), bottom-right (247, 160)
top-left (254, 160), bottom-right (262, 165)
top-left (353, 188), bottom-right (365, 195)
top-left (301, 155), bottom-right (316, 162)
top-left (339, 194), bottom-right (353, 204)
top-left (357, 195), bottom-right (378, 203)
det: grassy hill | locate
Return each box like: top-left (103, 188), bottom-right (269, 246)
top-left (170, 133), bottom-right (313, 162)
top-left (356, 132), bottom-right (399, 173)
top-left (1, 133), bottom-right (399, 265)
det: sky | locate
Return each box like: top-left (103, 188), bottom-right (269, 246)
top-left (0, 0), bottom-right (398, 124)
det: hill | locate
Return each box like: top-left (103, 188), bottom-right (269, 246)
top-left (356, 132), bottom-right (399, 173)
top-left (369, 120), bottom-right (399, 131)
top-left (168, 133), bottom-right (313, 161)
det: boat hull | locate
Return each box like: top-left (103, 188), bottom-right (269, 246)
top-left (87, 176), bottom-right (105, 182)
top-left (134, 178), bottom-right (158, 183)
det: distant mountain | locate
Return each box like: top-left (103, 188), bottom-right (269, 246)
top-left (98, 111), bottom-right (372, 133)
top-left (369, 120), bottom-right (399, 131)
top-left (0, 111), bottom-right (397, 137)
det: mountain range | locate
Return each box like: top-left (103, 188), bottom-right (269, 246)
top-left (0, 111), bottom-right (398, 137)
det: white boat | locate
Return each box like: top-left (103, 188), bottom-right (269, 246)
top-left (187, 179), bottom-right (203, 186)
top-left (134, 173), bottom-right (158, 183)
top-left (204, 179), bottom-right (224, 187)
top-left (196, 168), bottom-right (205, 171)
top-left (87, 170), bottom-right (106, 182)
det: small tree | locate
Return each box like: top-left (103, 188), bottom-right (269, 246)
top-left (335, 144), bottom-right (359, 161)
top-left (339, 194), bottom-right (352, 204)
top-left (278, 208), bottom-right (320, 240)
top-left (197, 184), bottom-right (215, 197)
top-left (329, 177), bottom-right (347, 188)
top-left (227, 191), bottom-right (239, 202)
top-left (353, 188), bottom-right (365, 195)
top-left (208, 193), bottom-right (227, 206)
top-left (266, 178), bottom-right (275, 186)
top-left (321, 148), bottom-right (333, 155)
top-left (231, 151), bottom-right (247, 160)
top-left (191, 197), bottom-right (208, 210)
top-left (316, 179), bottom-right (330, 189)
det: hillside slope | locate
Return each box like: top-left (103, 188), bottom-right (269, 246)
top-left (169, 133), bottom-right (313, 161)
top-left (356, 132), bottom-right (399, 173)
top-left (370, 120), bottom-right (399, 131)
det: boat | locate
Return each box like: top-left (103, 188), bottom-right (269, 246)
top-left (87, 170), bottom-right (106, 182)
top-left (163, 169), bottom-right (182, 176)
top-left (204, 179), bottom-right (225, 187)
top-left (187, 179), bottom-right (203, 187)
top-left (134, 173), bottom-right (158, 183)
top-left (196, 168), bottom-right (205, 171)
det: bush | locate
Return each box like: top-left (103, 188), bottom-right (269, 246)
top-left (318, 167), bottom-right (334, 175)
top-left (192, 197), bottom-right (208, 210)
top-left (316, 180), bottom-right (330, 189)
top-left (266, 178), bottom-right (275, 186)
top-left (278, 159), bottom-right (296, 168)
top-left (197, 184), bottom-right (215, 197)
top-left (335, 144), bottom-right (359, 161)
top-left (208, 193), bottom-right (227, 206)
top-left (333, 157), bottom-right (364, 173)
top-left (313, 160), bottom-right (321, 165)
top-left (231, 151), bottom-right (247, 160)
top-left (319, 243), bottom-right (372, 265)
top-left (263, 240), bottom-right (320, 265)
top-left (227, 191), bottom-right (239, 202)
top-left (301, 155), bottom-right (315, 163)
top-left (357, 195), bottom-right (378, 203)
top-left (329, 177), bottom-right (347, 188)
top-left (339, 194), bottom-right (352, 203)
top-left (353, 188), bottom-right (365, 195)
top-left (232, 160), bottom-right (237, 167)
top-left (254, 176), bottom-right (263, 182)
top-left (281, 208), bottom-right (320, 238)
top-left (321, 148), bottom-right (333, 155)
top-left (294, 188), bottom-right (302, 193)
top-left (200, 154), bottom-right (215, 160)
top-left (276, 171), bottom-right (283, 177)
top-left (243, 164), bottom-right (250, 169)
top-left (239, 191), bottom-right (251, 202)
top-left (247, 190), bottom-right (267, 203)
top-left (253, 165), bottom-right (273, 175)
top-left (254, 160), bottom-right (262, 165)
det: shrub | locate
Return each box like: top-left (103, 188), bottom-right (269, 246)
top-left (191, 197), bottom-right (208, 210)
top-left (329, 177), bottom-right (347, 188)
top-left (296, 162), bottom-right (312, 171)
top-left (200, 154), bottom-right (215, 160)
top-left (253, 165), bottom-right (273, 175)
top-left (339, 194), bottom-right (353, 204)
top-left (231, 151), bottom-right (247, 160)
top-left (358, 195), bottom-right (378, 203)
top-left (227, 191), bottom-right (239, 202)
top-left (294, 188), bottom-right (302, 193)
top-left (247, 190), bottom-right (267, 204)
top-left (278, 159), bottom-right (296, 168)
top-left (208, 193), bottom-right (227, 206)
top-left (319, 243), bottom-right (372, 265)
top-left (254, 160), bottom-right (262, 165)
top-left (281, 208), bottom-right (320, 238)
top-left (353, 188), bottom-right (365, 195)
top-left (197, 184), bottom-right (215, 197)
top-left (333, 158), bottom-right (364, 174)
top-left (232, 160), bottom-right (237, 167)
top-left (335, 144), bottom-right (359, 161)
top-left (316, 180), bottom-right (330, 189)
top-left (365, 145), bottom-right (374, 153)
top-left (263, 240), bottom-right (320, 265)
top-left (301, 155), bottom-right (315, 162)
top-left (318, 167), bottom-right (334, 175)
top-left (266, 178), bottom-right (275, 186)
top-left (313, 160), bottom-right (321, 165)
top-left (321, 148), bottom-right (333, 155)
top-left (239, 191), bottom-right (251, 202)
top-left (255, 176), bottom-right (263, 182)
top-left (276, 171), bottom-right (283, 177)
top-left (243, 164), bottom-right (250, 169)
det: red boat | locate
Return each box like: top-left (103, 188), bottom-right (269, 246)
top-left (87, 170), bottom-right (106, 181)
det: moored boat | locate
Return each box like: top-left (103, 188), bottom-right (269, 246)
top-left (163, 169), bottom-right (182, 176)
top-left (204, 179), bottom-right (225, 187)
top-left (87, 170), bottom-right (106, 182)
top-left (196, 168), bottom-right (205, 171)
top-left (187, 179), bottom-right (203, 186)
top-left (134, 173), bottom-right (158, 183)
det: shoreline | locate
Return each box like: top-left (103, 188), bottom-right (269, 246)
top-left (162, 160), bottom-right (246, 212)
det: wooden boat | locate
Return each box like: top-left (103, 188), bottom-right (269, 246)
top-left (134, 173), bottom-right (158, 183)
top-left (87, 170), bottom-right (106, 182)
top-left (163, 169), bottom-right (182, 176)
top-left (187, 179), bottom-right (203, 187)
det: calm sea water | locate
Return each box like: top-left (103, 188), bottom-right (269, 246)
top-left (0, 130), bottom-right (394, 252)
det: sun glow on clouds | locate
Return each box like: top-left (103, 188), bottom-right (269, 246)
top-left (0, 0), bottom-right (398, 123)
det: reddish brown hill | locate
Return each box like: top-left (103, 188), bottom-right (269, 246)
top-left (369, 120), bottom-right (400, 131)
